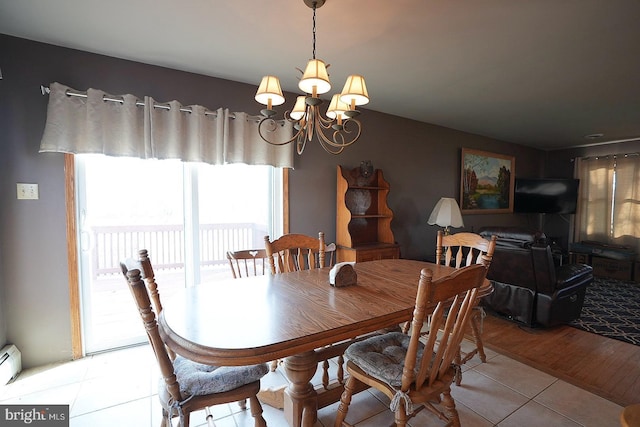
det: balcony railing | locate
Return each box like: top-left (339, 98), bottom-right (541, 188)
top-left (91, 223), bottom-right (267, 277)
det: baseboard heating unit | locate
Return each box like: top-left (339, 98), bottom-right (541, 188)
top-left (0, 344), bottom-right (22, 384)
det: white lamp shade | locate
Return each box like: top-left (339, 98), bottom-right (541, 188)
top-left (289, 96), bottom-right (308, 121)
top-left (255, 76), bottom-right (285, 106)
top-left (326, 94), bottom-right (349, 119)
top-left (427, 197), bottom-right (464, 228)
top-left (340, 74), bottom-right (370, 107)
top-left (298, 59), bottom-right (331, 95)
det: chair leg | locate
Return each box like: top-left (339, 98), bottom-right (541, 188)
top-left (334, 376), bottom-right (357, 427)
top-left (270, 359), bottom-right (279, 372)
top-left (469, 310), bottom-right (487, 362)
top-left (160, 409), bottom-right (169, 427)
top-left (441, 388), bottom-right (461, 427)
top-left (456, 308), bottom-right (487, 385)
top-left (401, 320), bottom-right (410, 334)
top-left (249, 395), bottom-right (267, 427)
top-left (205, 407), bottom-right (214, 427)
top-left (454, 349), bottom-right (463, 386)
top-left (238, 399), bottom-right (247, 410)
top-left (393, 405), bottom-right (408, 427)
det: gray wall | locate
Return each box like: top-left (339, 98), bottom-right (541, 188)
top-left (0, 34), bottom-right (546, 368)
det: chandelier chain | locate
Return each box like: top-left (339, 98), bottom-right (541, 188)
top-left (312, 2), bottom-right (317, 59)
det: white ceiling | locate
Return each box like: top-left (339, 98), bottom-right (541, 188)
top-left (1, 0), bottom-right (639, 150)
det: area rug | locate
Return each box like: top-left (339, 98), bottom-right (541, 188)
top-left (570, 276), bottom-right (640, 346)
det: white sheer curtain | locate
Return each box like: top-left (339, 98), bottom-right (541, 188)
top-left (39, 82), bottom-right (294, 168)
top-left (612, 155), bottom-right (640, 250)
top-left (574, 154), bottom-right (640, 254)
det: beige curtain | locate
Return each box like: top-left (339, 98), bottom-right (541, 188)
top-left (39, 82), bottom-right (294, 168)
top-left (612, 155), bottom-right (640, 251)
top-left (575, 154), bottom-right (640, 254)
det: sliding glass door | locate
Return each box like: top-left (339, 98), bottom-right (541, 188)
top-left (76, 154), bottom-right (283, 354)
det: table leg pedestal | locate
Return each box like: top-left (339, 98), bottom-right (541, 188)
top-left (284, 351), bottom-right (318, 427)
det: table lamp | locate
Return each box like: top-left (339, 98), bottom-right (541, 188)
top-left (427, 197), bottom-right (464, 235)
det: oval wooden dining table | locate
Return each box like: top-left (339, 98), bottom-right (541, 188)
top-left (157, 258), bottom-right (491, 427)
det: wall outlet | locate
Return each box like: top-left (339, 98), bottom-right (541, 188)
top-left (16, 183), bottom-right (39, 200)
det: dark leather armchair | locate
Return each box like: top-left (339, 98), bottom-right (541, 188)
top-left (478, 226), bottom-right (593, 327)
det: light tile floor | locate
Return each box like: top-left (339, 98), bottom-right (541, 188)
top-left (0, 340), bottom-right (623, 427)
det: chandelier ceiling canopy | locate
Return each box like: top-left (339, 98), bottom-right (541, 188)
top-left (254, 0), bottom-right (369, 155)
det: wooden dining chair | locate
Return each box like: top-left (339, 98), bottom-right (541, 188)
top-left (226, 249), bottom-right (269, 278)
top-left (323, 242), bottom-right (337, 268)
top-left (226, 244), bottom-right (333, 277)
top-left (137, 249), bottom-right (165, 312)
top-left (121, 265), bottom-right (269, 427)
top-left (621, 403), bottom-right (640, 427)
top-left (119, 249), bottom-right (164, 313)
top-left (263, 233), bottom-right (332, 378)
top-left (120, 249), bottom-right (176, 359)
top-left (335, 264), bottom-right (487, 427)
top-left (434, 230), bottom-right (497, 384)
top-left (264, 232), bottom-right (326, 274)
top-left (225, 247), bottom-right (284, 372)
top-left (435, 231), bottom-right (497, 270)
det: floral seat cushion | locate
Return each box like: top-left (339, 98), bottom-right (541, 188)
top-left (173, 357), bottom-right (269, 396)
top-left (345, 332), bottom-right (425, 387)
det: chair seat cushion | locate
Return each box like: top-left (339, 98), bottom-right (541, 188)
top-left (345, 332), bottom-right (425, 387)
top-left (173, 357), bottom-right (268, 396)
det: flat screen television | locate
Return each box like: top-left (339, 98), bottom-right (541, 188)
top-left (514, 178), bottom-right (580, 214)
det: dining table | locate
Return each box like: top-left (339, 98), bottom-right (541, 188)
top-left (157, 258), bottom-right (491, 427)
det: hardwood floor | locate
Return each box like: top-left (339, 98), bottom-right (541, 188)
top-left (480, 312), bottom-right (640, 407)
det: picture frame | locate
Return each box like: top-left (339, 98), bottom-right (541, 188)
top-left (460, 148), bottom-right (515, 214)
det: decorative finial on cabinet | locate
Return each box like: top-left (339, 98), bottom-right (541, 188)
top-left (360, 160), bottom-right (373, 178)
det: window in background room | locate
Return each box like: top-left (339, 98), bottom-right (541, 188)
top-left (75, 154), bottom-right (284, 354)
top-left (575, 154), bottom-right (640, 254)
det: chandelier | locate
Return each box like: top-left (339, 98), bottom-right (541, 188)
top-left (254, 0), bottom-right (369, 155)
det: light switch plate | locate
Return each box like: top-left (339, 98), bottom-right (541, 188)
top-left (17, 183), bottom-right (39, 200)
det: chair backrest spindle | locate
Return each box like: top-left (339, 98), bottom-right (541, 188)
top-left (436, 231), bottom-right (497, 269)
top-left (138, 249), bottom-right (164, 314)
top-left (264, 232), bottom-right (326, 274)
top-left (226, 249), bottom-right (268, 278)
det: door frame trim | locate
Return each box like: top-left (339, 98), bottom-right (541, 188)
top-left (65, 154), bottom-right (83, 359)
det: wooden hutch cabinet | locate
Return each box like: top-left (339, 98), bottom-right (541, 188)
top-left (336, 164), bottom-right (400, 262)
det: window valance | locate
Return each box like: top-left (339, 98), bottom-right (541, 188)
top-left (39, 82), bottom-right (294, 168)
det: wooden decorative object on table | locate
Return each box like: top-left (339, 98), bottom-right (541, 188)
top-left (330, 263), bottom-right (357, 287)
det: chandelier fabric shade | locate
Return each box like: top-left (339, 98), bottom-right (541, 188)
top-left (254, 0), bottom-right (369, 155)
top-left (326, 94), bottom-right (349, 120)
top-left (299, 59), bottom-right (331, 95)
top-left (340, 75), bottom-right (370, 109)
top-left (290, 96), bottom-right (308, 121)
top-left (255, 76), bottom-right (285, 109)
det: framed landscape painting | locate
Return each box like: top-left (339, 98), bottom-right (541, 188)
top-left (460, 148), bottom-right (515, 214)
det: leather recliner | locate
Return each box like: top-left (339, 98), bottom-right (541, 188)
top-left (478, 226), bottom-right (593, 327)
